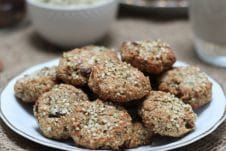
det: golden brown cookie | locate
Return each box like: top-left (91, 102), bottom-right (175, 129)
top-left (88, 60), bottom-right (151, 103)
top-left (69, 99), bottom-right (132, 150)
top-left (120, 40), bottom-right (176, 74)
top-left (34, 84), bottom-right (89, 140)
top-left (14, 67), bottom-right (57, 103)
top-left (125, 122), bottom-right (152, 148)
top-left (57, 46), bottom-right (119, 87)
top-left (158, 66), bottom-right (212, 109)
top-left (139, 91), bottom-right (197, 137)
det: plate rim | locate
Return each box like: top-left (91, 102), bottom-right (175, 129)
top-left (0, 59), bottom-right (226, 151)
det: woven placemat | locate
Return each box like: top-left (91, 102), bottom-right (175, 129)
top-left (0, 15), bottom-right (225, 151)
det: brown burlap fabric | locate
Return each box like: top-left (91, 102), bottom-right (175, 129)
top-left (0, 14), bottom-right (225, 151)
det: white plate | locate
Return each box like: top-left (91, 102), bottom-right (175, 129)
top-left (1, 59), bottom-right (226, 151)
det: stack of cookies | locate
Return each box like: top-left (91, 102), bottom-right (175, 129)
top-left (14, 40), bottom-right (212, 150)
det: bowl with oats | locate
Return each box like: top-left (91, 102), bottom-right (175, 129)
top-left (26, 0), bottom-right (119, 47)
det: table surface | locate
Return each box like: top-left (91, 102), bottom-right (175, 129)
top-left (0, 12), bottom-right (226, 151)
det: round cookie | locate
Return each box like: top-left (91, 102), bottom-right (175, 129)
top-left (57, 46), bottom-right (119, 87)
top-left (88, 60), bottom-right (151, 103)
top-left (125, 122), bottom-right (152, 148)
top-left (34, 84), bottom-right (89, 140)
top-left (158, 66), bottom-right (212, 109)
top-left (14, 67), bottom-right (57, 103)
top-left (139, 91), bottom-right (197, 137)
top-left (69, 99), bottom-right (132, 150)
top-left (120, 40), bottom-right (176, 74)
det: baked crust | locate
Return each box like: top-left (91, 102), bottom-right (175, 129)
top-left (69, 99), bottom-right (132, 149)
top-left (125, 122), bottom-right (152, 148)
top-left (57, 46), bottom-right (119, 87)
top-left (34, 84), bottom-right (88, 139)
top-left (14, 67), bottom-right (57, 103)
top-left (139, 91), bottom-right (197, 137)
top-left (158, 66), bottom-right (212, 109)
top-left (120, 40), bottom-right (176, 74)
top-left (88, 60), bottom-right (151, 103)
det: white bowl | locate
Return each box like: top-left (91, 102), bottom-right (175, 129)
top-left (26, 0), bottom-right (118, 47)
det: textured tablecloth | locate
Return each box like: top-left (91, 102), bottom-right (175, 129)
top-left (0, 13), bottom-right (226, 151)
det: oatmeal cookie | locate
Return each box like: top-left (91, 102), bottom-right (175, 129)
top-left (139, 91), bottom-right (197, 137)
top-left (34, 84), bottom-right (89, 139)
top-left (57, 46), bottom-right (119, 87)
top-left (14, 67), bottom-right (57, 103)
top-left (125, 122), bottom-right (152, 148)
top-left (69, 99), bottom-right (132, 150)
top-left (88, 60), bottom-right (151, 103)
top-left (120, 40), bottom-right (176, 74)
top-left (158, 66), bottom-right (212, 109)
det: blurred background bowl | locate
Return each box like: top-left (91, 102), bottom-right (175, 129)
top-left (26, 0), bottom-right (118, 48)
